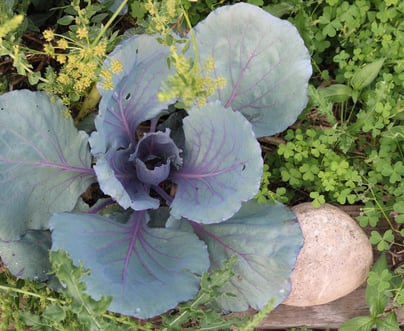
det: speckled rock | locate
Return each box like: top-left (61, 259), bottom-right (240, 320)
top-left (283, 203), bottom-right (373, 306)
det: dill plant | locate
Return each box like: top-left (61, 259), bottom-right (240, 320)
top-left (39, 0), bottom-right (126, 113)
top-left (140, 0), bottom-right (227, 108)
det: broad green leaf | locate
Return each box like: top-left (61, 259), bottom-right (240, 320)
top-left (190, 200), bottom-right (303, 311)
top-left (57, 15), bottom-right (75, 25)
top-left (0, 230), bottom-right (51, 280)
top-left (351, 58), bottom-right (385, 91)
top-left (0, 90), bottom-right (95, 239)
top-left (319, 84), bottom-right (352, 103)
top-left (50, 211), bottom-right (209, 318)
top-left (192, 3), bottom-right (312, 137)
top-left (171, 102), bottom-right (263, 223)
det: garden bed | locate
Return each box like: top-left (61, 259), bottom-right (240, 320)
top-left (1, 1), bottom-right (403, 330)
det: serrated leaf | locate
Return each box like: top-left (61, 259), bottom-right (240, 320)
top-left (50, 211), bottom-right (209, 318)
top-left (190, 200), bottom-right (303, 311)
top-left (192, 3), bottom-right (312, 137)
top-left (43, 304), bottom-right (66, 322)
top-left (375, 312), bottom-right (401, 331)
top-left (0, 230), bottom-right (51, 280)
top-left (0, 90), bottom-right (95, 240)
top-left (339, 315), bottom-right (375, 331)
top-left (366, 254), bottom-right (391, 317)
top-left (171, 102), bottom-right (263, 223)
top-left (49, 250), bottom-right (113, 330)
top-left (351, 58), bottom-right (385, 91)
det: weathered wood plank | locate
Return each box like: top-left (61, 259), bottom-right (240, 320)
top-left (256, 283), bottom-right (404, 329)
top-left (257, 284), bottom-right (368, 329)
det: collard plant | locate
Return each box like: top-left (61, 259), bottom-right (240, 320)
top-left (0, 3), bottom-right (311, 318)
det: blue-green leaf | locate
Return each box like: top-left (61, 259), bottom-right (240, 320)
top-left (0, 90), bottom-right (95, 240)
top-left (193, 3), bottom-right (312, 137)
top-left (171, 101), bottom-right (263, 223)
top-left (50, 211), bottom-right (209, 318)
top-left (190, 200), bottom-right (303, 311)
top-left (90, 35), bottom-right (175, 210)
top-left (92, 34), bottom-right (174, 156)
top-left (0, 230), bottom-right (51, 280)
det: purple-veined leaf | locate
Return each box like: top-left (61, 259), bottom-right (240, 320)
top-left (190, 200), bottom-right (303, 311)
top-left (0, 90), bottom-right (95, 240)
top-left (192, 3), bottom-right (312, 137)
top-left (93, 150), bottom-right (159, 210)
top-left (170, 101), bottom-right (263, 223)
top-left (49, 210), bottom-right (209, 318)
top-left (0, 230), bottom-right (51, 280)
top-left (91, 34), bottom-right (174, 155)
top-left (90, 35), bottom-right (176, 210)
top-left (129, 129), bottom-right (182, 186)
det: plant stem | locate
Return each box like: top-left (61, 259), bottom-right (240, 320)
top-left (92, 0), bottom-right (128, 47)
top-left (0, 284), bottom-right (60, 303)
top-left (163, 292), bottom-right (208, 331)
top-left (180, 3), bottom-right (199, 75)
top-left (75, 83), bottom-right (101, 123)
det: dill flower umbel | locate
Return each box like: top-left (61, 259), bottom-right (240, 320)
top-left (43, 29), bottom-right (55, 41)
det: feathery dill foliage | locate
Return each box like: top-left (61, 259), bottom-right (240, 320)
top-left (143, 0), bottom-right (226, 109)
top-left (40, 0), bottom-right (124, 107)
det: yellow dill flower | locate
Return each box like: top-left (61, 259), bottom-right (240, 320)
top-left (215, 76), bottom-right (227, 89)
top-left (166, 0), bottom-right (177, 18)
top-left (197, 97), bottom-right (207, 108)
top-left (145, 0), bottom-right (158, 16)
top-left (56, 38), bottom-right (69, 50)
top-left (86, 61), bottom-right (97, 73)
top-left (57, 73), bottom-right (71, 85)
top-left (76, 26), bottom-right (88, 39)
top-left (43, 29), bottom-right (54, 41)
top-left (204, 56), bottom-right (216, 72)
top-left (205, 81), bottom-right (216, 95)
top-left (79, 46), bottom-right (93, 59)
top-left (100, 68), bottom-right (113, 81)
top-left (75, 76), bottom-right (92, 92)
top-left (110, 60), bottom-right (123, 74)
top-left (56, 54), bottom-right (67, 64)
top-left (102, 79), bottom-right (114, 90)
top-left (155, 18), bottom-right (167, 34)
top-left (76, 61), bottom-right (88, 74)
top-left (66, 54), bottom-right (79, 68)
top-left (61, 97), bottom-right (71, 107)
top-left (94, 43), bottom-right (107, 57)
top-left (43, 43), bottom-right (55, 57)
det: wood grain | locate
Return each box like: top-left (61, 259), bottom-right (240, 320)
top-left (256, 283), bottom-right (404, 329)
